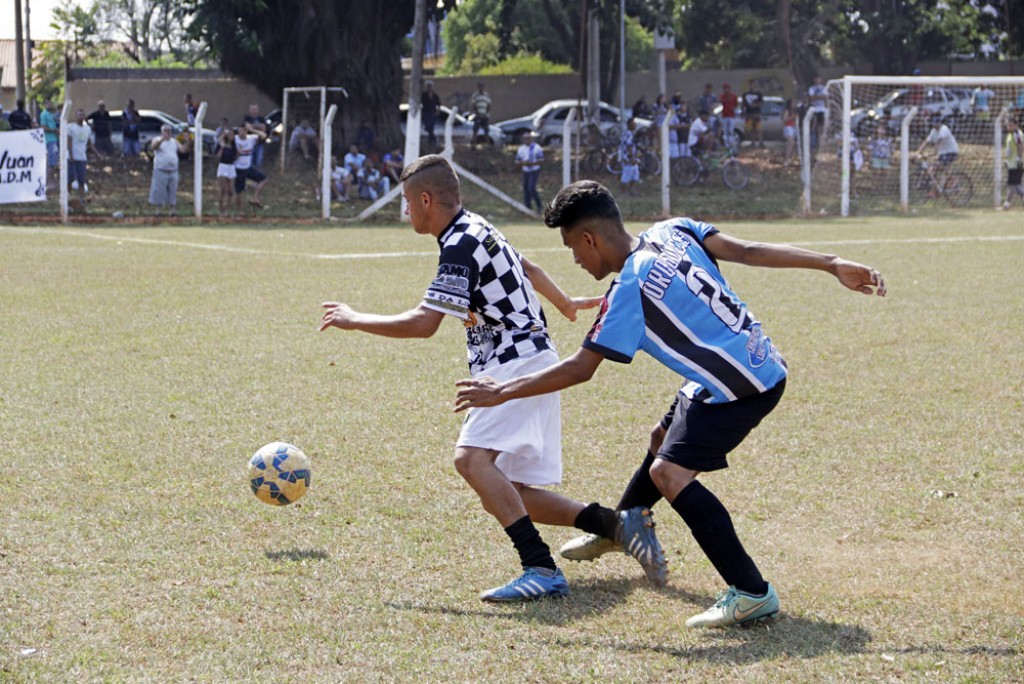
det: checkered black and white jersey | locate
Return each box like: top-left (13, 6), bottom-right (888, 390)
top-left (423, 209), bottom-right (553, 374)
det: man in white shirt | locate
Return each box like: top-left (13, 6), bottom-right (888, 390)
top-left (234, 123), bottom-right (269, 211)
top-left (148, 124), bottom-right (188, 216)
top-left (66, 108), bottom-right (97, 198)
top-left (916, 115), bottom-right (959, 191)
top-left (515, 132), bottom-right (544, 211)
top-left (687, 109), bottom-right (714, 157)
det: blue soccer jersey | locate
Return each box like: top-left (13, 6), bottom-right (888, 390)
top-left (423, 209), bottom-right (553, 374)
top-left (584, 218), bottom-right (787, 403)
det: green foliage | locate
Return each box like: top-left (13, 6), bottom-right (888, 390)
top-left (479, 52), bottom-right (574, 76)
top-left (28, 40), bottom-right (67, 104)
top-left (457, 32), bottom-right (503, 75)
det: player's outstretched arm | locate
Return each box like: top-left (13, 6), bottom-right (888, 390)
top-left (520, 256), bottom-right (602, 321)
top-left (319, 302), bottom-right (445, 338)
top-left (704, 233), bottom-right (886, 297)
top-left (454, 347), bottom-right (604, 412)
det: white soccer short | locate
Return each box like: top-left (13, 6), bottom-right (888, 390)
top-left (217, 163), bottom-right (237, 179)
top-left (457, 349), bottom-right (562, 486)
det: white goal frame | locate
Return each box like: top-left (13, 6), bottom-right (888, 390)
top-left (280, 86), bottom-right (349, 174)
top-left (812, 75), bottom-right (1024, 217)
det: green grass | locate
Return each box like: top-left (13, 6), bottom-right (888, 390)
top-left (1, 212), bottom-right (1022, 683)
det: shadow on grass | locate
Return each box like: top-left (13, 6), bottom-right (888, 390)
top-left (264, 548), bottom-right (330, 562)
top-left (385, 576), bottom-right (705, 627)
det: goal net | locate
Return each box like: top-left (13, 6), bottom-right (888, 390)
top-left (807, 76), bottom-right (1024, 216)
top-left (279, 87), bottom-right (349, 173)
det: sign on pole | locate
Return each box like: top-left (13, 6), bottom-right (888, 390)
top-left (0, 130), bottom-right (48, 204)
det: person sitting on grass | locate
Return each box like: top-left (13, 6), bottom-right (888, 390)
top-left (329, 155), bottom-right (352, 203)
top-left (289, 119), bottom-right (319, 162)
top-left (357, 156), bottom-right (389, 201)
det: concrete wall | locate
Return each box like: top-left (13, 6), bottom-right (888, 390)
top-left (65, 73), bottom-right (277, 126)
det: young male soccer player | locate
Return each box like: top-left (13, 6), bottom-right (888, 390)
top-left (318, 157), bottom-right (666, 602)
top-left (455, 180), bottom-right (886, 626)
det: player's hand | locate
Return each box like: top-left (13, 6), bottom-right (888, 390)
top-left (454, 376), bottom-right (503, 413)
top-left (318, 301), bottom-right (358, 330)
top-left (558, 296), bottom-right (603, 322)
top-left (834, 259), bottom-right (886, 297)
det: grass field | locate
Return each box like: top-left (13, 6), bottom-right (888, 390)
top-left (1, 211), bottom-right (1022, 683)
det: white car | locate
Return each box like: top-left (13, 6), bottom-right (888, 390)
top-left (400, 103), bottom-right (504, 146)
top-left (495, 99), bottom-right (650, 147)
top-left (107, 109), bottom-right (217, 154)
top-left (851, 87), bottom-right (972, 138)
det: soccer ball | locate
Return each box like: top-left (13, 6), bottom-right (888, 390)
top-left (248, 442), bottom-right (311, 506)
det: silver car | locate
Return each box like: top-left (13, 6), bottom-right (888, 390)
top-left (400, 103), bottom-right (504, 146)
top-left (496, 99), bottom-right (650, 147)
top-left (107, 109), bottom-right (217, 154)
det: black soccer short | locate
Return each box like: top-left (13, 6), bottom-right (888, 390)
top-left (656, 379), bottom-right (786, 473)
top-left (234, 166), bottom-right (267, 194)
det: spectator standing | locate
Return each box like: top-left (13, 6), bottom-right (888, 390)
top-left (289, 118), bottom-right (319, 162)
top-left (122, 99), bottom-right (142, 158)
top-left (807, 76), bottom-right (827, 147)
top-left (619, 118), bottom-right (640, 196)
top-left (869, 124), bottom-right (892, 173)
top-left (148, 124), bottom-right (188, 216)
top-left (667, 103), bottom-right (690, 159)
top-left (697, 84), bottom-right (717, 133)
top-left (8, 99), bottom-right (32, 130)
top-left (782, 99), bottom-right (799, 165)
top-left (632, 94), bottom-right (650, 119)
top-left (184, 93), bottom-right (198, 126)
top-left (422, 80), bottom-right (442, 150)
top-left (515, 132), bottom-right (544, 211)
top-left (1001, 117), bottom-right (1024, 210)
top-left (86, 101), bottom-right (114, 157)
top-left (470, 82), bottom-right (492, 145)
top-left (243, 104), bottom-right (268, 169)
top-left (971, 84), bottom-right (995, 122)
top-left (234, 122), bottom-right (269, 210)
top-left (66, 108), bottom-right (97, 198)
top-left (216, 128), bottom-right (238, 217)
top-left (0, 105), bottom-right (9, 131)
top-left (741, 80), bottom-right (765, 147)
top-left (382, 145), bottom-right (404, 186)
top-left (719, 84), bottom-right (739, 148)
top-left (670, 91), bottom-right (684, 110)
top-left (39, 99), bottom-right (60, 174)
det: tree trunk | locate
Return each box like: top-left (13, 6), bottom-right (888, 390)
top-left (198, 0), bottom-right (417, 151)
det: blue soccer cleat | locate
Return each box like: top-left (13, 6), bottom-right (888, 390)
top-left (479, 567), bottom-right (570, 602)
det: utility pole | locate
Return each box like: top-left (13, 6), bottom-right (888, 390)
top-left (25, 0), bottom-right (33, 89)
top-left (15, 0), bottom-right (27, 102)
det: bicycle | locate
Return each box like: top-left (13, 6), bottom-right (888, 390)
top-left (911, 156), bottom-right (973, 207)
top-left (671, 146), bottom-right (750, 189)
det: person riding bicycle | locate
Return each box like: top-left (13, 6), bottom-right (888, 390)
top-left (687, 109), bottom-right (716, 159)
top-left (916, 114), bottom-right (959, 194)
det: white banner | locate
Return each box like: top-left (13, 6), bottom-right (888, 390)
top-left (0, 129), bottom-right (48, 204)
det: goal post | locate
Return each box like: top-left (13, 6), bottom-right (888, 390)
top-left (808, 75), bottom-right (1024, 216)
top-left (280, 87), bottom-right (348, 175)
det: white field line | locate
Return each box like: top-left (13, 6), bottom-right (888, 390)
top-left (1, 225), bottom-right (1023, 260)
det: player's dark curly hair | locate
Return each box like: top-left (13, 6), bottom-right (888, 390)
top-left (543, 180), bottom-right (622, 231)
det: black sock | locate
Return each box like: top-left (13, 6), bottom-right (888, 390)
top-left (573, 502), bottom-right (619, 539)
top-left (616, 451), bottom-right (663, 511)
top-left (504, 515), bottom-right (556, 571)
top-left (670, 481), bottom-right (768, 596)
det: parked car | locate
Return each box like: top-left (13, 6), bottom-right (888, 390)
top-left (399, 103), bottom-right (504, 147)
top-left (107, 109), bottom-right (217, 155)
top-left (713, 95), bottom-right (787, 143)
top-left (850, 87), bottom-right (971, 138)
top-left (495, 99), bottom-right (651, 147)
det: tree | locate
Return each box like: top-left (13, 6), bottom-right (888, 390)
top-left (188, 0), bottom-right (454, 150)
top-left (443, 0), bottom-right (666, 99)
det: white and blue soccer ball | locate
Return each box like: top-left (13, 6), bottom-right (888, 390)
top-left (248, 442), bottom-right (311, 506)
